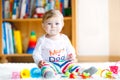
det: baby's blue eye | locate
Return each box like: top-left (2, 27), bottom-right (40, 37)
top-left (56, 23), bottom-right (59, 25)
top-left (47, 23), bottom-right (51, 25)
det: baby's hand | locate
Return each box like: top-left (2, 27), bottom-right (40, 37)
top-left (67, 53), bottom-right (74, 61)
top-left (38, 60), bottom-right (46, 68)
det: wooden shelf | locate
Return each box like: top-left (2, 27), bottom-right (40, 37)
top-left (3, 17), bottom-right (72, 22)
top-left (5, 54), bottom-right (33, 63)
top-left (0, 54), bottom-right (4, 57)
top-left (5, 54), bottom-right (32, 57)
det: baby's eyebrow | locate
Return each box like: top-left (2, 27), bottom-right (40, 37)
top-left (46, 22), bottom-right (51, 23)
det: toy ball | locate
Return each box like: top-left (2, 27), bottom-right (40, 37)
top-left (20, 69), bottom-right (30, 78)
top-left (30, 67), bottom-right (41, 78)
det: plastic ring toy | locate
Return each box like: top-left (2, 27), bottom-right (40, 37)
top-left (20, 69), bottom-right (30, 78)
top-left (100, 69), bottom-right (113, 78)
top-left (30, 67), bottom-right (41, 78)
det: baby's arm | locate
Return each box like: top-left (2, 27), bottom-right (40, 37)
top-left (32, 38), bottom-right (44, 67)
top-left (63, 35), bottom-right (77, 62)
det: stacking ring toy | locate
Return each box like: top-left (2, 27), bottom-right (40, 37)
top-left (30, 67), bottom-right (41, 78)
top-left (20, 69), bottom-right (30, 78)
top-left (101, 69), bottom-right (113, 78)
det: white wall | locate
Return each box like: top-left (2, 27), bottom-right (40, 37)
top-left (77, 0), bottom-right (109, 56)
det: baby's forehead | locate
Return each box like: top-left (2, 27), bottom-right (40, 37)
top-left (45, 16), bottom-right (63, 21)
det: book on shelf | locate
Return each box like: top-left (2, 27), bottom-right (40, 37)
top-left (25, 0), bottom-right (30, 18)
top-left (2, 22), bottom-right (8, 54)
top-left (20, 0), bottom-right (27, 19)
top-left (48, 0), bottom-right (55, 10)
top-left (64, 0), bottom-right (71, 16)
top-left (7, 22), bottom-right (14, 54)
top-left (55, 0), bottom-right (60, 11)
top-left (12, 27), bottom-right (16, 53)
top-left (12, 0), bottom-right (19, 19)
top-left (2, 0), bottom-right (71, 19)
top-left (29, 0), bottom-right (36, 18)
top-left (2, 22), bottom-right (14, 54)
top-left (60, 0), bottom-right (64, 16)
top-left (64, 0), bottom-right (69, 8)
top-left (2, 22), bottom-right (23, 54)
top-left (2, 0), bottom-right (5, 18)
top-left (10, 0), bottom-right (14, 19)
top-left (14, 30), bottom-right (23, 54)
top-left (3, 0), bottom-right (10, 19)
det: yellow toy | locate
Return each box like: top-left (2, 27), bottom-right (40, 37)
top-left (20, 69), bottom-right (30, 78)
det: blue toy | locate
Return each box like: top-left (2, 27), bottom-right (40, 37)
top-left (30, 67), bottom-right (41, 78)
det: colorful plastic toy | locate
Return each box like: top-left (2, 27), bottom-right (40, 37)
top-left (64, 71), bottom-right (76, 79)
top-left (109, 65), bottom-right (118, 74)
top-left (101, 69), bottom-right (115, 79)
top-left (27, 31), bottom-right (37, 54)
top-left (65, 71), bottom-right (70, 77)
top-left (11, 72), bottom-right (20, 79)
top-left (20, 69), bottom-right (30, 78)
top-left (105, 71), bottom-right (113, 78)
top-left (81, 72), bottom-right (91, 79)
top-left (69, 73), bottom-right (76, 79)
top-left (30, 67), bottom-right (41, 78)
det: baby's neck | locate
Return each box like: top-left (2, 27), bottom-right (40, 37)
top-left (46, 34), bottom-right (61, 40)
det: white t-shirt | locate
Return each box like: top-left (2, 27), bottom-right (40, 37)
top-left (33, 34), bottom-right (76, 65)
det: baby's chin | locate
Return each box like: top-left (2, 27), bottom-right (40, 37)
top-left (50, 31), bottom-right (58, 34)
top-left (49, 33), bottom-right (60, 36)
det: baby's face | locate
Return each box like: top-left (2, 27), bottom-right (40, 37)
top-left (42, 16), bottom-right (64, 36)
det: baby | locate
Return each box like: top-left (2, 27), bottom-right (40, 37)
top-left (33, 9), bottom-right (97, 78)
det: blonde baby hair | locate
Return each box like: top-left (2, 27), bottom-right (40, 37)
top-left (42, 9), bottom-right (64, 23)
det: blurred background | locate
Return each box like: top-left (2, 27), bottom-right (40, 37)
top-left (76, 0), bottom-right (120, 62)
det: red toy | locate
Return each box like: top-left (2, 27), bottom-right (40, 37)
top-left (69, 73), bottom-right (76, 79)
top-left (33, 7), bottom-right (45, 18)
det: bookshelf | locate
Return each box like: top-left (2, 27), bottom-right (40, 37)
top-left (0, 0), bottom-right (76, 63)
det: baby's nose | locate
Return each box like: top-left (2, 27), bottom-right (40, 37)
top-left (51, 24), bottom-right (56, 28)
